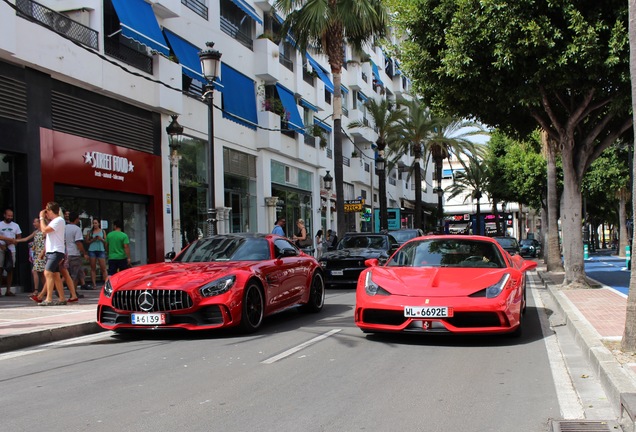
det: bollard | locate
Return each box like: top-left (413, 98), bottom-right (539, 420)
top-left (584, 243), bottom-right (589, 260)
top-left (627, 245), bottom-right (631, 270)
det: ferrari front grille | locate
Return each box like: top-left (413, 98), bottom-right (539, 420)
top-left (112, 289), bottom-right (193, 312)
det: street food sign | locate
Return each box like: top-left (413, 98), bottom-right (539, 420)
top-left (344, 199), bottom-right (365, 212)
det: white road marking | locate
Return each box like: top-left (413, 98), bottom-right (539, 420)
top-left (262, 329), bottom-right (342, 364)
top-left (0, 332), bottom-right (110, 361)
top-left (530, 277), bottom-right (585, 419)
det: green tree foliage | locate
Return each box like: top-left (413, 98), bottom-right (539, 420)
top-left (388, 0), bottom-right (631, 284)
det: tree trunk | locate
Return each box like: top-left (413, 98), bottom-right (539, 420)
top-left (333, 72), bottom-right (346, 239)
top-left (623, 0), bottom-right (636, 351)
top-left (415, 159), bottom-right (423, 230)
top-left (618, 189), bottom-right (629, 257)
top-left (543, 130), bottom-right (564, 272)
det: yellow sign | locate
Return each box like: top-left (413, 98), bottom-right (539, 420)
top-left (344, 199), bottom-right (364, 213)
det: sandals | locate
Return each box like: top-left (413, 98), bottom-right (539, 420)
top-left (30, 294), bottom-right (43, 303)
top-left (38, 299), bottom-right (67, 306)
top-left (67, 297), bottom-right (79, 303)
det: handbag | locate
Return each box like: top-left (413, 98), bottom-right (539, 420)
top-left (298, 237), bottom-right (313, 248)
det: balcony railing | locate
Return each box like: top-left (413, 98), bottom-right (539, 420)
top-left (279, 52), bottom-right (294, 71)
top-left (16, 0), bottom-right (98, 49)
top-left (343, 156), bottom-right (350, 167)
top-left (220, 16), bottom-right (253, 50)
top-left (105, 36), bottom-right (153, 74)
top-left (182, 0), bottom-right (208, 19)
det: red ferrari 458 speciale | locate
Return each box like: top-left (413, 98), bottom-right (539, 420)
top-left (354, 235), bottom-right (537, 336)
top-left (97, 233), bottom-right (325, 333)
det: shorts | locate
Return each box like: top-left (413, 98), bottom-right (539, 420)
top-left (108, 258), bottom-right (130, 276)
top-left (89, 250), bottom-right (106, 259)
top-left (67, 255), bottom-right (84, 281)
top-left (0, 249), bottom-right (15, 270)
top-left (45, 252), bottom-right (65, 273)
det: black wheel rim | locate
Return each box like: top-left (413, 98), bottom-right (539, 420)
top-left (311, 274), bottom-right (325, 308)
top-left (245, 286), bottom-right (263, 327)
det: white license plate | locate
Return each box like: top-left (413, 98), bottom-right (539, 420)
top-left (331, 270), bottom-right (344, 276)
top-left (131, 313), bottom-right (166, 325)
top-left (404, 306), bottom-right (453, 318)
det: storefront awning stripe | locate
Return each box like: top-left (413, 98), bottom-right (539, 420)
top-left (163, 30), bottom-right (204, 82)
top-left (276, 84), bottom-right (304, 134)
top-left (111, 0), bottom-right (169, 56)
top-left (229, 0), bottom-right (263, 25)
top-left (218, 64), bottom-right (258, 130)
top-left (306, 54), bottom-right (334, 93)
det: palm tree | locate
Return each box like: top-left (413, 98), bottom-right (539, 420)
top-left (425, 116), bottom-right (484, 232)
top-left (274, 0), bottom-right (389, 239)
top-left (348, 98), bottom-right (405, 231)
top-left (445, 157), bottom-right (488, 235)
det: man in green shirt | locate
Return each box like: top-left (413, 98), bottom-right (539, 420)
top-left (105, 219), bottom-right (131, 275)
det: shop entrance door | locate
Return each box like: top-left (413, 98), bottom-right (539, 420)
top-left (55, 186), bottom-right (148, 267)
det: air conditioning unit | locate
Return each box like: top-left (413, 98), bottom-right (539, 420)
top-left (53, 15), bottom-right (72, 34)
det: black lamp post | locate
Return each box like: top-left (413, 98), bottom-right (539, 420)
top-left (375, 154), bottom-right (387, 232)
top-left (166, 115), bottom-right (184, 250)
top-left (198, 42), bottom-right (222, 237)
top-left (323, 170), bottom-right (333, 191)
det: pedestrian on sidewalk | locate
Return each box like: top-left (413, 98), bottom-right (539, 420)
top-left (15, 217), bottom-right (45, 296)
top-left (85, 218), bottom-right (107, 288)
top-left (65, 211), bottom-right (89, 291)
top-left (38, 202), bottom-right (68, 306)
top-left (0, 208), bottom-right (22, 296)
top-left (272, 217), bottom-right (286, 236)
top-left (106, 219), bottom-right (131, 275)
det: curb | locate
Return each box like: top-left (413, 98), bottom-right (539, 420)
top-left (538, 271), bottom-right (636, 421)
top-left (0, 322), bottom-right (105, 354)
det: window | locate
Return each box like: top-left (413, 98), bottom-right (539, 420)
top-left (279, 40), bottom-right (295, 71)
top-left (182, 0), bottom-right (208, 19)
top-left (220, 0), bottom-right (254, 50)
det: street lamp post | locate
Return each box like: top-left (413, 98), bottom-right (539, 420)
top-left (166, 115), bottom-right (184, 251)
top-left (434, 186), bottom-right (444, 233)
top-left (375, 154), bottom-right (387, 232)
top-left (324, 170), bottom-right (333, 232)
top-left (199, 42), bottom-right (222, 237)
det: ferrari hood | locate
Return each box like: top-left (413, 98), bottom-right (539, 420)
top-left (109, 262), bottom-right (247, 291)
top-left (369, 267), bottom-right (510, 297)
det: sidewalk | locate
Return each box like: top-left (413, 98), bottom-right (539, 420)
top-left (537, 261), bottom-right (636, 430)
top-left (0, 287), bottom-right (103, 353)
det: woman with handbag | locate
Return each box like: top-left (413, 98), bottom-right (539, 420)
top-left (292, 219), bottom-right (310, 249)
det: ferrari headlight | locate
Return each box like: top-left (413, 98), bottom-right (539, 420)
top-left (200, 275), bottom-right (236, 297)
top-left (103, 279), bottom-right (113, 298)
top-left (364, 272), bottom-right (390, 296)
top-left (486, 274), bottom-right (511, 298)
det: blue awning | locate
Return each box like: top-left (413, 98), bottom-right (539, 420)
top-left (340, 85), bottom-right (349, 94)
top-left (276, 84), bottom-right (304, 134)
top-left (357, 92), bottom-right (368, 102)
top-left (300, 99), bottom-right (318, 112)
top-left (111, 0), bottom-right (169, 56)
top-left (163, 30), bottom-right (203, 82)
top-left (314, 118), bottom-right (332, 133)
top-left (218, 64), bottom-right (258, 130)
top-left (370, 60), bottom-right (384, 87)
top-left (229, 0), bottom-right (262, 25)
top-left (306, 53), bottom-right (334, 94)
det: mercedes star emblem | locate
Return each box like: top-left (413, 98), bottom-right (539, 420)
top-left (138, 291), bottom-right (155, 312)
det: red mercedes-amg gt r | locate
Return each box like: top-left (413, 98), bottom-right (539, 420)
top-left (97, 234), bottom-right (325, 333)
top-left (354, 235), bottom-right (537, 336)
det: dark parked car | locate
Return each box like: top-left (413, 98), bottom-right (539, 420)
top-left (520, 239), bottom-right (541, 257)
top-left (319, 232), bottom-right (400, 287)
top-left (388, 228), bottom-right (424, 245)
top-left (493, 236), bottom-right (521, 256)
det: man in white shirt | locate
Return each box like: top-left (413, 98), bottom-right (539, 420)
top-left (0, 208), bottom-right (22, 296)
top-left (39, 202), bottom-right (67, 305)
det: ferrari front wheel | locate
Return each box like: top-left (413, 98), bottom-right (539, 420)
top-left (301, 272), bottom-right (325, 313)
top-left (240, 282), bottom-right (264, 333)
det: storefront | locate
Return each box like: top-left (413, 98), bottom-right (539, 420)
top-left (271, 160), bottom-right (314, 239)
top-left (40, 129), bottom-right (163, 265)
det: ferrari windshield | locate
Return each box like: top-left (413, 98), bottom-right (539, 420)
top-left (175, 236), bottom-right (271, 262)
top-left (387, 239), bottom-right (506, 268)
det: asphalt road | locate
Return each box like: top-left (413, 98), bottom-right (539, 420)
top-left (585, 252), bottom-right (631, 294)
top-left (1, 284), bottom-right (570, 432)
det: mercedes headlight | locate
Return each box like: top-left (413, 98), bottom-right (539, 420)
top-left (103, 279), bottom-right (113, 298)
top-left (200, 275), bottom-right (236, 297)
